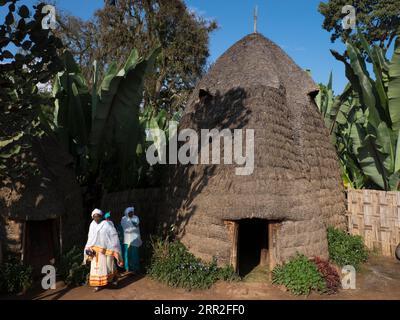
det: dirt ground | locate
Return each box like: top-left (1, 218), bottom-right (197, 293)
top-left (5, 255), bottom-right (400, 300)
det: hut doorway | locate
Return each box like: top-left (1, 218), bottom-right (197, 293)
top-left (24, 219), bottom-right (58, 273)
top-left (226, 219), bottom-right (280, 277)
top-left (237, 219), bottom-right (268, 276)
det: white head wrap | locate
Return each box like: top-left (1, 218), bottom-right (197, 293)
top-left (91, 208), bottom-right (103, 218)
top-left (124, 207), bottom-right (135, 216)
top-left (121, 206), bottom-right (141, 247)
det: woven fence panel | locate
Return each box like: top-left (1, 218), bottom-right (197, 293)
top-left (347, 189), bottom-right (400, 257)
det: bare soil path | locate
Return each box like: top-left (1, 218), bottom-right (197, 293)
top-left (5, 256), bottom-right (400, 300)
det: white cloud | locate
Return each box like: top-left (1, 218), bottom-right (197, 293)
top-left (188, 6), bottom-right (206, 17)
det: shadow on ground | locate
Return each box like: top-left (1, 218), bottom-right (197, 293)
top-left (2, 256), bottom-right (400, 300)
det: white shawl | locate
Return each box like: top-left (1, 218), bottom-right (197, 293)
top-left (84, 220), bottom-right (122, 262)
top-left (121, 214), bottom-right (142, 247)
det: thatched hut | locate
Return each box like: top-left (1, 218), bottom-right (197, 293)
top-left (166, 33), bottom-right (347, 275)
top-left (0, 135), bottom-right (85, 271)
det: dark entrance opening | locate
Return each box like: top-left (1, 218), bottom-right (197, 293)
top-left (237, 219), bottom-right (269, 277)
top-left (24, 219), bottom-right (58, 274)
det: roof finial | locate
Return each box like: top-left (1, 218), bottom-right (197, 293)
top-left (253, 5), bottom-right (258, 34)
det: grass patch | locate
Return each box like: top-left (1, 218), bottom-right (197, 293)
top-left (146, 238), bottom-right (239, 290)
top-left (242, 265), bottom-right (270, 283)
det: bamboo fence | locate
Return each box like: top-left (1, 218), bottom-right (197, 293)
top-left (347, 189), bottom-right (400, 258)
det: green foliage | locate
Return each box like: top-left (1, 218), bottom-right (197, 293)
top-left (53, 51), bottom-right (92, 178)
top-left (53, 47), bottom-right (162, 191)
top-left (91, 48), bottom-right (161, 190)
top-left (137, 107), bottom-right (182, 187)
top-left (317, 31), bottom-right (400, 191)
top-left (0, 259), bottom-right (33, 294)
top-left (0, 0), bottom-right (64, 180)
top-left (316, 72), bottom-right (334, 129)
top-left (57, 246), bottom-right (89, 287)
top-left (147, 239), bottom-right (239, 290)
top-left (327, 227), bottom-right (368, 269)
top-left (333, 31), bottom-right (400, 191)
top-left (56, 0), bottom-right (217, 115)
top-left (217, 264), bottom-right (240, 282)
top-left (316, 76), bottom-right (368, 189)
top-left (319, 0), bottom-right (400, 52)
top-left (272, 254), bottom-right (326, 296)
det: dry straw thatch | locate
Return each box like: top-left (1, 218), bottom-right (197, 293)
top-left (0, 135), bottom-right (85, 257)
top-left (165, 33), bottom-right (347, 265)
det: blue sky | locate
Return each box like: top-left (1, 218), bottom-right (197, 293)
top-left (187, 0), bottom-right (348, 93)
top-left (1, 0), bottom-right (362, 93)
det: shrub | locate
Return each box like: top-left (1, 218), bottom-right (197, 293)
top-left (272, 253), bottom-right (326, 296)
top-left (0, 259), bottom-right (33, 294)
top-left (218, 265), bottom-right (240, 282)
top-left (327, 227), bottom-right (368, 269)
top-left (147, 238), bottom-right (239, 290)
top-left (312, 257), bottom-right (341, 294)
top-left (57, 246), bottom-right (89, 287)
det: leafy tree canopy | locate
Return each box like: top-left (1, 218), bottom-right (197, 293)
top-left (319, 0), bottom-right (400, 51)
top-left (55, 0), bottom-right (217, 115)
top-left (0, 0), bottom-right (64, 180)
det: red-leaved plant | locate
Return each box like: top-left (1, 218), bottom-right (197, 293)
top-left (312, 257), bottom-right (341, 294)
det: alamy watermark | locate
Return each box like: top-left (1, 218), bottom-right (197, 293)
top-left (41, 265), bottom-right (56, 290)
top-left (342, 5), bottom-right (356, 30)
top-left (341, 265), bottom-right (357, 290)
top-left (146, 121), bottom-right (255, 176)
top-left (41, 5), bottom-right (56, 30)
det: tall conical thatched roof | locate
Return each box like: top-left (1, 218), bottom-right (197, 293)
top-left (185, 33), bottom-right (319, 113)
top-left (166, 33), bottom-right (346, 264)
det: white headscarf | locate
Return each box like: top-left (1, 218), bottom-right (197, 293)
top-left (124, 207), bottom-right (135, 217)
top-left (91, 208), bottom-right (103, 218)
top-left (121, 207), bottom-right (142, 247)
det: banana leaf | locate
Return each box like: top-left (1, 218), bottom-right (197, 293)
top-left (350, 123), bottom-right (389, 190)
top-left (358, 31), bottom-right (389, 122)
top-left (90, 47), bottom-right (160, 188)
top-left (0, 131), bottom-right (23, 148)
top-left (53, 51), bottom-right (90, 152)
top-left (389, 32), bottom-right (400, 148)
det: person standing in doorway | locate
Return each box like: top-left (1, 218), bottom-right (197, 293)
top-left (121, 207), bottom-right (142, 274)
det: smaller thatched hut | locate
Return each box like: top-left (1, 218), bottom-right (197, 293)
top-left (0, 135), bottom-right (85, 271)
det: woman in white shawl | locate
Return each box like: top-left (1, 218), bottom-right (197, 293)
top-left (121, 207), bottom-right (142, 273)
top-left (84, 209), bottom-right (123, 291)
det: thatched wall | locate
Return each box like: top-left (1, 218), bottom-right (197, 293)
top-left (348, 189), bottom-right (400, 258)
top-left (0, 217), bottom-right (23, 256)
top-left (165, 33), bottom-right (347, 265)
top-left (0, 135), bottom-right (86, 262)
